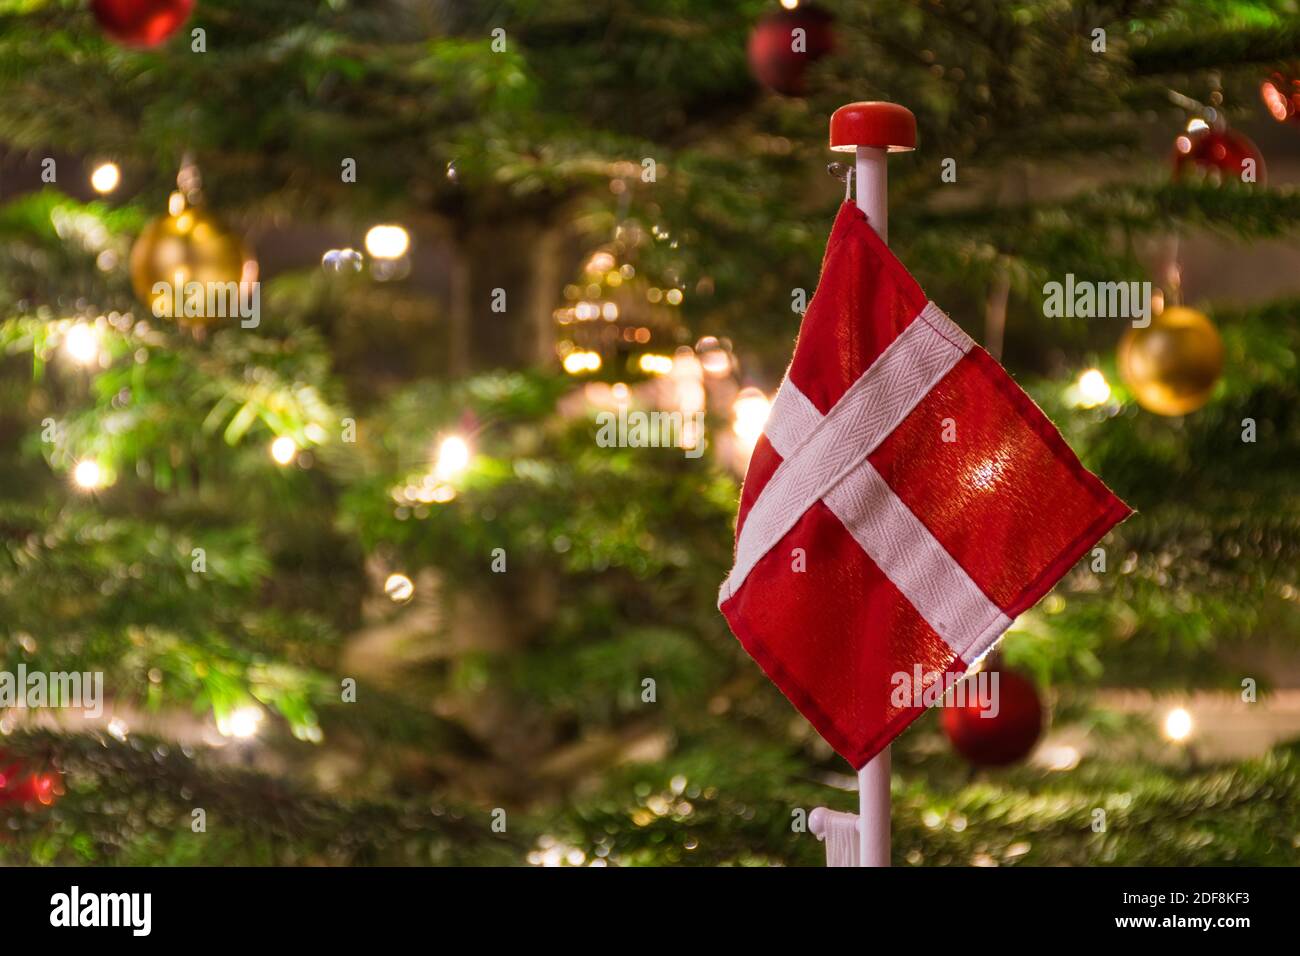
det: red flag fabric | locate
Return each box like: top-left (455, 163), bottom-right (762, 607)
top-left (719, 202), bottom-right (1131, 769)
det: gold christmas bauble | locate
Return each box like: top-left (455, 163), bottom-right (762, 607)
top-left (130, 202), bottom-right (253, 324)
top-left (1117, 305), bottom-right (1223, 416)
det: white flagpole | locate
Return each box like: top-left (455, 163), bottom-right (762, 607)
top-left (807, 101), bottom-right (914, 868)
top-left (853, 142), bottom-right (892, 868)
top-left (855, 145), bottom-right (889, 243)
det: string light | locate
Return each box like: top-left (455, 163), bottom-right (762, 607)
top-left (732, 387), bottom-right (771, 450)
top-left (1263, 80), bottom-right (1291, 122)
top-left (219, 705), bottom-right (264, 740)
top-left (62, 322), bottom-right (100, 366)
top-left (638, 353), bottom-right (673, 375)
top-left (269, 436), bottom-right (297, 466)
top-left (563, 350), bottom-right (602, 374)
top-left (1037, 744), bottom-right (1081, 772)
top-left (384, 572), bottom-right (415, 603)
top-left (72, 459), bottom-right (104, 491)
top-left (672, 348), bottom-right (705, 420)
top-left (364, 224), bottom-right (410, 260)
top-left (1163, 707), bottom-right (1194, 742)
top-left (696, 337), bottom-right (732, 377)
top-left (434, 435), bottom-right (471, 480)
top-left (90, 162), bottom-right (120, 195)
top-left (1075, 368), bottom-right (1111, 408)
top-left (586, 251), bottom-right (616, 273)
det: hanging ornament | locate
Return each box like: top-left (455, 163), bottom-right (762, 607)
top-left (941, 669), bottom-right (1044, 767)
top-left (747, 3), bottom-right (836, 97)
top-left (1260, 70), bottom-right (1300, 126)
top-left (555, 246), bottom-right (684, 381)
top-left (0, 750), bottom-right (60, 809)
top-left (1117, 305), bottom-right (1223, 416)
top-left (92, 0), bottom-right (195, 49)
top-left (130, 191), bottom-right (256, 325)
top-left (1171, 120), bottom-right (1265, 185)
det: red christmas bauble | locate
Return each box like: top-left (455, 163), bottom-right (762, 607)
top-left (1261, 71), bottom-right (1300, 126)
top-left (1171, 125), bottom-right (1266, 185)
top-left (0, 750), bottom-right (59, 808)
top-left (747, 4), bottom-right (835, 97)
top-left (92, 0), bottom-right (194, 49)
top-left (941, 669), bottom-right (1043, 766)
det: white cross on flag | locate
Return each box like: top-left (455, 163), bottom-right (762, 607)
top-left (719, 202), bottom-right (1131, 769)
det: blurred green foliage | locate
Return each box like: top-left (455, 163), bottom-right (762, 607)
top-left (0, 1), bottom-right (1298, 864)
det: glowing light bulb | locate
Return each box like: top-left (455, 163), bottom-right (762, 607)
top-left (780, 0), bottom-right (800, 8)
top-left (435, 435), bottom-right (471, 480)
top-left (220, 705), bottom-right (264, 739)
top-left (697, 337), bottom-right (732, 377)
top-left (1263, 81), bottom-right (1290, 121)
top-left (364, 224), bottom-right (410, 259)
top-left (732, 387), bottom-right (771, 450)
top-left (270, 436), bottom-right (297, 466)
top-left (638, 353), bottom-right (673, 375)
top-left (1076, 368), bottom-right (1111, 408)
top-left (1037, 744), bottom-right (1081, 772)
top-left (63, 323), bottom-right (100, 366)
top-left (385, 572), bottom-right (415, 604)
top-left (563, 350), bottom-right (601, 375)
top-left (90, 162), bottom-right (121, 195)
top-left (1164, 707), bottom-right (1194, 742)
top-left (72, 459), bottom-right (104, 490)
top-left (586, 251), bottom-right (616, 274)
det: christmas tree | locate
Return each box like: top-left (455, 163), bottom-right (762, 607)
top-left (0, 0), bottom-right (1297, 866)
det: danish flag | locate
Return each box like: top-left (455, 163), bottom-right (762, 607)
top-left (720, 202), bottom-right (1131, 769)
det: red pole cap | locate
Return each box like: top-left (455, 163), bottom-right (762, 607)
top-left (829, 101), bottom-right (917, 152)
